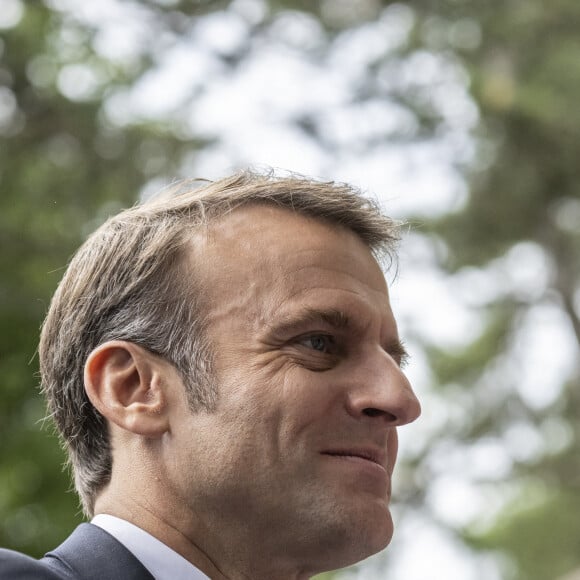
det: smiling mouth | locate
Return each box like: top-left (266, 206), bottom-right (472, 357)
top-left (321, 449), bottom-right (387, 471)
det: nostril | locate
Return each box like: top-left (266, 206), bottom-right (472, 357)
top-left (363, 407), bottom-right (396, 420)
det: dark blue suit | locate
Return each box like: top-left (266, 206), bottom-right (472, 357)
top-left (0, 523), bottom-right (154, 579)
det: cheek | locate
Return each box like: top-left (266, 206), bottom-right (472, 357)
top-left (215, 377), bottom-right (286, 457)
top-left (219, 359), bottom-right (342, 457)
top-left (279, 368), bottom-right (341, 432)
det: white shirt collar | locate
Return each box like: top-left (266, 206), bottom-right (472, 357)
top-left (91, 514), bottom-right (210, 580)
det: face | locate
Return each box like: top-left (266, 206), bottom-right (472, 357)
top-left (164, 205), bottom-right (421, 575)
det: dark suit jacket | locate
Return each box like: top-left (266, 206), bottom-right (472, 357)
top-left (0, 523), bottom-right (155, 579)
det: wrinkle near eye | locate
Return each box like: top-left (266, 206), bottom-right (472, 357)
top-left (279, 338), bottom-right (341, 372)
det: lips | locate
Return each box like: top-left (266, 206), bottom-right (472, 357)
top-left (321, 448), bottom-right (387, 470)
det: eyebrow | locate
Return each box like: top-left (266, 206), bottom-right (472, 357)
top-left (266, 307), bottom-right (410, 364)
top-left (266, 308), bottom-right (350, 336)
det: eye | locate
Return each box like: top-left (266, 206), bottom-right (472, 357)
top-left (298, 334), bottom-right (336, 353)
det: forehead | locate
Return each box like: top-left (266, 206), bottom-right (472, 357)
top-left (188, 204), bottom-right (392, 327)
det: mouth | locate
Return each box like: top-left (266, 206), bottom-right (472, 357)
top-left (321, 448), bottom-right (387, 471)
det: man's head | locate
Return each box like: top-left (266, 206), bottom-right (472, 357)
top-left (39, 170), bottom-right (420, 575)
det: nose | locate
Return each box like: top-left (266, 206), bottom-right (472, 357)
top-left (345, 349), bottom-right (421, 426)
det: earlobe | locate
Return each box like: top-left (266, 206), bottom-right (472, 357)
top-left (84, 341), bottom-right (170, 437)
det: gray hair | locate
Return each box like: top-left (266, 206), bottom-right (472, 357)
top-left (39, 170), bottom-right (401, 516)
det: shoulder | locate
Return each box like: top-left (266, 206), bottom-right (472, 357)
top-left (46, 523), bottom-right (155, 580)
top-left (0, 548), bottom-right (62, 579)
top-left (1, 524), bottom-right (154, 580)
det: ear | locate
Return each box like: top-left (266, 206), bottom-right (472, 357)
top-left (84, 341), bottom-right (171, 437)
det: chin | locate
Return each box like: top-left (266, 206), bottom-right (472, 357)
top-left (316, 507), bottom-right (395, 572)
top-left (351, 495), bottom-right (394, 550)
top-left (293, 479), bottom-right (395, 572)
top-left (354, 515), bottom-right (394, 561)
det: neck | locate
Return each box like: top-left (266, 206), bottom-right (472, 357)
top-left (93, 490), bottom-right (315, 580)
top-left (94, 492), bottom-right (229, 579)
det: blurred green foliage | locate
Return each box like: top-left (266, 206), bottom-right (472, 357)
top-left (413, 2), bottom-right (580, 578)
top-left (0, 0), bottom-right (210, 555)
top-left (1, 1), bottom-right (579, 579)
